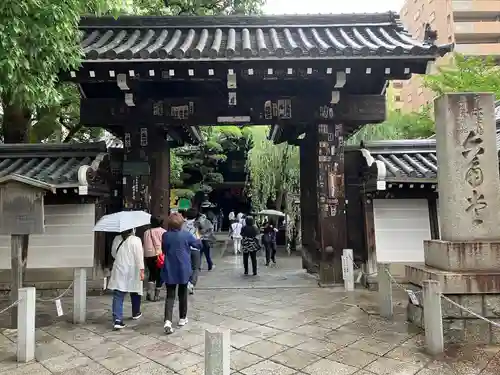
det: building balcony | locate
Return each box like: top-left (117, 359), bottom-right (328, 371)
top-left (452, 0), bottom-right (500, 20)
top-left (454, 42), bottom-right (500, 57)
top-left (454, 21), bottom-right (500, 38)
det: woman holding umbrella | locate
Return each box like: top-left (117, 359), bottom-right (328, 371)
top-left (108, 228), bottom-right (145, 330)
top-left (94, 210), bottom-right (152, 330)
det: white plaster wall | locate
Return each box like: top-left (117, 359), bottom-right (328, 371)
top-left (373, 199), bottom-right (431, 278)
top-left (0, 204), bottom-right (95, 269)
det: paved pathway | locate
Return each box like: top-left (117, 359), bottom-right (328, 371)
top-left (0, 253), bottom-right (498, 374)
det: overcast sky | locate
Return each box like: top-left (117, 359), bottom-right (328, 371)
top-left (263, 0), bottom-right (405, 15)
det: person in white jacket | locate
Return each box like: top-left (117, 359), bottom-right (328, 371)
top-left (108, 229), bottom-right (145, 330)
top-left (230, 220), bottom-right (243, 254)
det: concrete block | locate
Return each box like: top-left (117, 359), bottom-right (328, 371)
top-left (342, 249), bottom-right (354, 292)
top-left (422, 280), bottom-right (444, 355)
top-left (205, 328), bottom-right (230, 375)
top-left (73, 268), bottom-right (86, 324)
top-left (484, 295), bottom-right (500, 318)
top-left (377, 263), bottom-right (393, 319)
top-left (443, 319), bottom-right (465, 344)
top-left (405, 264), bottom-right (500, 294)
top-left (460, 295), bottom-right (484, 318)
top-left (434, 93), bottom-right (500, 242)
top-left (465, 319), bottom-right (491, 344)
top-left (407, 303), bottom-right (423, 328)
top-left (17, 287), bottom-right (35, 362)
top-left (490, 319), bottom-right (500, 344)
top-left (441, 295), bottom-right (462, 318)
top-left (424, 240), bottom-right (500, 271)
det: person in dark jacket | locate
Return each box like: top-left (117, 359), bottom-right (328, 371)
top-left (197, 212), bottom-right (215, 270)
top-left (161, 213), bottom-right (201, 334)
top-left (241, 216), bottom-right (260, 276)
top-left (183, 209), bottom-right (201, 295)
top-left (262, 221), bottom-right (278, 266)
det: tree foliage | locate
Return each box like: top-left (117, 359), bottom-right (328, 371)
top-left (348, 107), bottom-right (434, 144)
top-left (424, 53), bottom-right (500, 99)
top-left (127, 0), bottom-right (264, 15)
top-left (349, 53), bottom-right (500, 144)
top-left (0, 0), bottom-right (125, 143)
top-left (246, 127), bottom-right (299, 212)
top-left (0, 0), bottom-right (262, 144)
top-left (173, 126), bottom-right (252, 199)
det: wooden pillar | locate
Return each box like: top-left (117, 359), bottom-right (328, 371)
top-left (149, 130), bottom-right (170, 225)
top-left (317, 123), bottom-right (346, 285)
top-left (362, 194), bottom-right (377, 285)
top-left (122, 126), bottom-right (150, 212)
top-left (299, 128), bottom-right (319, 273)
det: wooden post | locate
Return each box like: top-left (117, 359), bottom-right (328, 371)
top-left (10, 235), bottom-right (23, 329)
top-left (317, 123), bottom-right (346, 285)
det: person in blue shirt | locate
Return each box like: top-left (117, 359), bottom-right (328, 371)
top-left (161, 212), bottom-right (201, 334)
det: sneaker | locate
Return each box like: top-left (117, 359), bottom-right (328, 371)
top-left (187, 282), bottom-right (194, 295)
top-left (132, 312), bottom-right (142, 320)
top-left (164, 320), bottom-right (173, 334)
top-left (113, 321), bottom-right (126, 330)
top-left (178, 318), bottom-right (188, 327)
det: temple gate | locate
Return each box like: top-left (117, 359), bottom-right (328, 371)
top-left (63, 12), bottom-right (450, 283)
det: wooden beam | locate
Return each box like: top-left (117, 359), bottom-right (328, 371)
top-left (80, 94), bottom-right (330, 127)
top-left (333, 95), bottom-right (386, 123)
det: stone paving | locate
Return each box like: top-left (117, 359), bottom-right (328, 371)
top-left (0, 253), bottom-right (499, 374)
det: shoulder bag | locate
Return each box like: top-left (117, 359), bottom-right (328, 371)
top-left (149, 230), bottom-right (165, 269)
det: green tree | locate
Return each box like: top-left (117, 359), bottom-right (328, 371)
top-left (173, 126), bottom-right (251, 201)
top-left (349, 53), bottom-right (500, 144)
top-left (348, 107), bottom-right (434, 144)
top-left (128, 0), bottom-right (264, 15)
top-left (0, 0), bottom-right (125, 144)
top-left (424, 53), bottom-right (500, 99)
top-left (246, 127), bottom-right (299, 213)
top-left (0, 0), bottom-right (263, 144)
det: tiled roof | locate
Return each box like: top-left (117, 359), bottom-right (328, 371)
top-left (361, 139), bottom-right (438, 181)
top-left (0, 142), bottom-right (108, 188)
top-left (79, 13), bottom-right (452, 61)
top-left (102, 132), bottom-right (123, 148)
top-left (361, 127), bottom-right (500, 183)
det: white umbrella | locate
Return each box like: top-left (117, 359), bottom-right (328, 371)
top-left (257, 209), bottom-right (285, 217)
top-left (93, 211), bottom-right (151, 233)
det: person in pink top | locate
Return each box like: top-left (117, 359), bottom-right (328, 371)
top-left (143, 216), bottom-right (166, 301)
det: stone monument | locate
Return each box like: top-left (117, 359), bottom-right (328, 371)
top-left (406, 93), bottom-right (500, 344)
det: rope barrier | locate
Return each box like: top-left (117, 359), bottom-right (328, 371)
top-left (440, 294), bottom-right (500, 328)
top-left (346, 255), bottom-right (378, 280)
top-left (37, 281), bottom-right (74, 302)
top-left (384, 268), bottom-right (422, 295)
top-left (0, 299), bottom-right (21, 315)
top-left (383, 268), bottom-right (500, 329)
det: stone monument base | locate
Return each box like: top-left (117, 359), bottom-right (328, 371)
top-left (405, 263), bottom-right (500, 344)
top-left (424, 240), bottom-right (500, 272)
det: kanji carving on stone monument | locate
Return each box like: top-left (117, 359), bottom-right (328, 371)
top-left (459, 95), bottom-right (488, 225)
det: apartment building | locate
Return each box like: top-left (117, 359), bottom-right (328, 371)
top-left (393, 0), bottom-right (500, 113)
